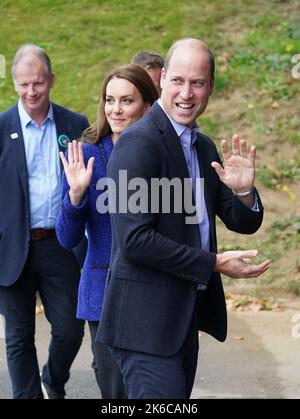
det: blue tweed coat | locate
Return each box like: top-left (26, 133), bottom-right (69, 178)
top-left (56, 135), bottom-right (113, 320)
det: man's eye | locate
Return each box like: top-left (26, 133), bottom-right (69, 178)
top-left (193, 81), bottom-right (205, 87)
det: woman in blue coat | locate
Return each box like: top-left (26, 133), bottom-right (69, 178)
top-left (56, 64), bottom-right (158, 398)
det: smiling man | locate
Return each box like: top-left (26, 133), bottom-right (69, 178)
top-left (97, 38), bottom-right (270, 399)
top-left (0, 44), bottom-right (89, 399)
top-left (160, 40), bottom-right (214, 127)
top-left (13, 50), bottom-right (55, 127)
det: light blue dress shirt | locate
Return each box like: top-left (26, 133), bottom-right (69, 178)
top-left (18, 100), bottom-right (62, 229)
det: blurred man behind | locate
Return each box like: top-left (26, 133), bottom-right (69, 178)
top-left (131, 50), bottom-right (164, 94)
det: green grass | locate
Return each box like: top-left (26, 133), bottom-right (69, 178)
top-left (257, 158), bottom-right (300, 188)
top-left (1, 0), bottom-right (299, 119)
top-left (1, 0), bottom-right (299, 297)
top-left (0, 0), bottom-right (182, 115)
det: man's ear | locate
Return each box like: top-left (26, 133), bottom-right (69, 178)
top-left (209, 77), bottom-right (215, 96)
top-left (50, 72), bottom-right (56, 89)
top-left (13, 78), bottom-right (18, 92)
top-left (160, 67), bottom-right (166, 91)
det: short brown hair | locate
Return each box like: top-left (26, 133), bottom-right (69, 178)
top-left (131, 50), bottom-right (164, 70)
top-left (12, 44), bottom-right (52, 80)
top-left (164, 38), bottom-right (215, 81)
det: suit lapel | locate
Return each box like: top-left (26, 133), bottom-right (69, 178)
top-left (52, 103), bottom-right (72, 174)
top-left (195, 135), bottom-right (216, 249)
top-left (150, 103), bottom-right (217, 248)
top-left (8, 106), bottom-right (29, 199)
top-left (150, 102), bottom-right (190, 180)
top-left (53, 103), bottom-right (67, 154)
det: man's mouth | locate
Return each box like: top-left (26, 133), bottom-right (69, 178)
top-left (26, 98), bottom-right (39, 103)
top-left (176, 103), bottom-right (194, 110)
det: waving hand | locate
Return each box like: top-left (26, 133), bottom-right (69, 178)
top-left (59, 140), bottom-right (95, 206)
top-left (211, 134), bottom-right (256, 193)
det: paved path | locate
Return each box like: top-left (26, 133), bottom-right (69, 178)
top-left (194, 306), bottom-right (300, 399)
top-left (1, 303), bottom-right (300, 399)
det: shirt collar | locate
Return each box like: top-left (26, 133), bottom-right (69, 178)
top-left (157, 98), bottom-right (200, 145)
top-left (18, 99), bottom-right (54, 127)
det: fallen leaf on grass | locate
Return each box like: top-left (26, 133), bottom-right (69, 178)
top-left (225, 293), bottom-right (284, 312)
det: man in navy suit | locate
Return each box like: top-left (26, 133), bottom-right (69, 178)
top-left (97, 38), bottom-right (270, 398)
top-left (0, 44), bottom-right (89, 398)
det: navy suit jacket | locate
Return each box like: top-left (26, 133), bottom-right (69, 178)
top-left (0, 102), bottom-right (89, 287)
top-left (97, 102), bottom-right (263, 356)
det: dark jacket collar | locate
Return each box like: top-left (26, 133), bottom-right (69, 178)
top-left (149, 101), bottom-right (190, 180)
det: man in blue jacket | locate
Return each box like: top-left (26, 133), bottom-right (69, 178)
top-left (0, 44), bottom-right (89, 399)
top-left (97, 38), bottom-right (270, 398)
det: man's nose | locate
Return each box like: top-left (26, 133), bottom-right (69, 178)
top-left (27, 84), bottom-right (36, 96)
top-left (180, 83), bottom-right (193, 100)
